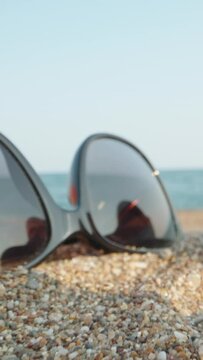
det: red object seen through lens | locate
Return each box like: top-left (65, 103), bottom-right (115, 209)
top-left (69, 185), bottom-right (78, 205)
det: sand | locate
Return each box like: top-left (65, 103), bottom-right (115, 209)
top-left (0, 210), bottom-right (203, 359)
top-left (177, 210), bottom-right (203, 232)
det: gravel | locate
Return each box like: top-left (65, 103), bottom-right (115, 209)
top-left (0, 233), bottom-right (202, 359)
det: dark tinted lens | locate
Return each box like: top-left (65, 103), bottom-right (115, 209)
top-left (85, 138), bottom-right (177, 249)
top-left (0, 143), bottom-right (50, 268)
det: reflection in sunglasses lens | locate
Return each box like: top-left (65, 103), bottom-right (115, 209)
top-left (85, 139), bottom-right (176, 249)
top-left (0, 144), bottom-right (50, 268)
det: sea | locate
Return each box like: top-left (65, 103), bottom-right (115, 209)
top-left (40, 169), bottom-right (203, 211)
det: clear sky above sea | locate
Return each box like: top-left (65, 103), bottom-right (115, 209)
top-left (1, 1), bottom-right (203, 173)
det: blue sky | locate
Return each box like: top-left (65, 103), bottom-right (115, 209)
top-left (1, 1), bottom-right (203, 172)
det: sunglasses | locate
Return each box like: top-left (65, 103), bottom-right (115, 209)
top-left (0, 133), bottom-right (182, 270)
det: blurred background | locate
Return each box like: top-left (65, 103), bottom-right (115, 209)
top-left (1, 1), bottom-right (203, 218)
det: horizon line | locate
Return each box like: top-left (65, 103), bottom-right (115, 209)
top-left (39, 167), bottom-right (203, 175)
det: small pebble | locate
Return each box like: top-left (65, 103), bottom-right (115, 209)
top-left (108, 329), bottom-right (115, 340)
top-left (199, 345), bottom-right (203, 360)
top-left (174, 331), bottom-right (188, 342)
top-left (26, 278), bottom-right (40, 290)
top-left (0, 283), bottom-right (6, 297)
top-left (187, 272), bottom-right (202, 289)
top-left (48, 312), bottom-right (62, 322)
top-left (95, 305), bottom-right (106, 312)
top-left (7, 301), bottom-right (14, 310)
top-left (148, 353), bottom-right (156, 360)
top-left (83, 313), bottom-right (92, 325)
top-left (157, 351), bottom-right (167, 360)
top-left (80, 326), bottom-right (90, 333)
top-left (16, 266), bottom-right (28, 275)
top-left (55, 346), bottom-right (68, 356)
top-left (34, 317), bottom-right (45, 324)
top-left (69, 351), bottom-right (79, 359)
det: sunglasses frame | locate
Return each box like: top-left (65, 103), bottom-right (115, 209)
top-left (0, 133), bottom-right (182, 268)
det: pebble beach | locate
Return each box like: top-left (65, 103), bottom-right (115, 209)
top-left (0, 211), bottom-right (203, 360)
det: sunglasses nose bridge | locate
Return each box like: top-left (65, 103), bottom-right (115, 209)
top-left (62, 209), bottom-right (81, 240)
